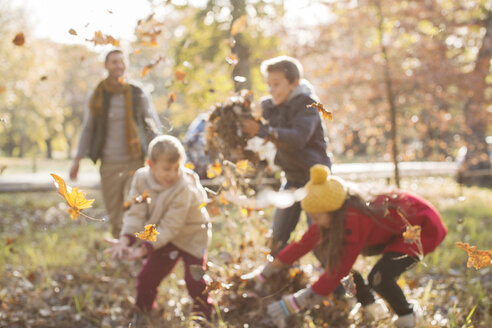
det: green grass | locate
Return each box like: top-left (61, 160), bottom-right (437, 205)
top-left (0, 178), bottom-right (491, 327)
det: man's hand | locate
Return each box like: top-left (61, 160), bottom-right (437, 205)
top-left (69, 158), bottom-right (81, 181)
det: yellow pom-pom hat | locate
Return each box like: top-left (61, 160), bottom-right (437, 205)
top-left (301, 164), bottom-right (348, 213)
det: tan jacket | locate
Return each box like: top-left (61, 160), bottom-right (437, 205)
top-left (120, 166), bottom-right (211, 258)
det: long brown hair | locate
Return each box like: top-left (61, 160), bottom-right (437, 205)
top-left (317, 185), bottom-right (394, 273)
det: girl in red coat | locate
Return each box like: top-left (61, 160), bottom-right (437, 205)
top-left (254, 164), bottom-right (447, 328)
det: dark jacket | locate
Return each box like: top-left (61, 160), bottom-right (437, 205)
top-left (260, 80), bottom-right (331, 185)
top-left (89, 85), bottom-right (158, 163)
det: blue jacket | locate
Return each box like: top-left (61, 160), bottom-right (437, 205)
top-left (260, 80), bottom-right (331, 185)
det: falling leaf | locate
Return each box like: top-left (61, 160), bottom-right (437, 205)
top-left (231, 15), bottom-right (247, 36)
top-left (403, 225), bottom-right (421, 244)
top-left (107, 9), bottom-right (113, 14)
top-left (167, 91), bottom-right (177, 107)
top-left (174, 69), bottom-right (186, 82)
top-left (226, 53), bottom-right (239, 65)
top-left (12, 33), bottom-right (25, 46)
top-left (190, 264), bottom-right (206, 281)
top-left (40, 75), bottom-right (48, 81)
top-left (50, 173), bottom-right (95, 220)
top-left (456, 242), bottom-right (492, 270)
top-left (124, 190), bottom-right (151, 210)
top-left (206, 162), bottom-right (222, 179)
top-left (132, 48), bottom-right (142, 55)
top-left (308, 102), bottom-right (333, 121)
top-left (86, 30), bottom-right (120, 47)
top-left (68, 28), bottom-right (77, 36)
top-left (169, 250), bottom-right (179, 260)
top-left (234, 76), bottom-right (247, 83)
top-left (185, 162), bottom-right (195, 170)
top-left (218, 191), bottom-right (229, 205)
top-left (141, 57), bottom-right (163, 77)
top-left (206, 198), bottom-right (221, 217)
top-left (135, 224), bottom-right (159, 242)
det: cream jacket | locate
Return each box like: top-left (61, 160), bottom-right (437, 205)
top-left (120, 166), bottom-right (211, 259)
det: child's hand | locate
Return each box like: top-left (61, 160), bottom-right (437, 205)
top-left (125, 244), bottom-right (148, 260)
top-left (241, 118), bottom-right (260, 136)
top-left (104, 237), bottom-right (130, 260)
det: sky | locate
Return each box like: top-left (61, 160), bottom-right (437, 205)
top-left (11, 0), bottom-right (329, 47)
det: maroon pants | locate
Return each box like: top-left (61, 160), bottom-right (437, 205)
top-left (135, 243), bottom-right (212, 317)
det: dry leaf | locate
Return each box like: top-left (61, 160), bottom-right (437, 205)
top-left (185, 162), bottom-right (195, 170)
top-left (135, 224), bottom-right (159, 242)
top-left (231, 15), bottom-right (247, 36)
top-left (141, 57), bottom-right (163, 77)
top-left (0, 86), bottom-right (6, 94)
top-left (86, 30), bottom-right (120, 47)
top-left (174, 69), bottom-right (186, 82)
top-left (206, 162), bottom-right (222, 179)
top-left (68, 28), bottom-right (77, 36)
top-left (402, 225), bottom-right (421, 244)
top-left (456, 242), bottom-right (492, 270)
top-left (12, 33), bottom-right (25, 46)
top-left (40, 75), bottom-right (48, 81)
top-left (308, 102), bottom-right (333, 121)
top-left (51, 173), bottom-right (95, 220)
top-left (167, 91), bottom-right (177, 107)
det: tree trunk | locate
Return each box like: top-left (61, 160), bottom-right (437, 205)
top-left (459, 11), bottom-right (492, 186)
top-left (45, 138), bottom-right (53, 159)
top-left (230, 0), bottom-right (251, 92)
top-left (376, 1), bottom-right (400, 187)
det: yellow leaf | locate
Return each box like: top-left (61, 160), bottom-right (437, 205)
top-left (235, 160), bottom-right (254, 176)
top-left (185, 162), bottom-right (195, 170)
top-left (456, 242), bottom-right (492, 270)
top-left (206, 162), bottom-right (222, 179)
top-left (402, 225), bottom-right (421, 244)
top-left (231, 15), bottom-right (247, 36)
top-left (239, 207), bottom-right (248, 217)
top-left (51, 174), bottom-right (94, 220)
top-left (135, 224), bottom-right (160, 242)
top-left (218, 191), bottom-right (229, 205)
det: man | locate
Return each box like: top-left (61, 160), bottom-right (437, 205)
top-left (69, 49), bottom-right (162, 236)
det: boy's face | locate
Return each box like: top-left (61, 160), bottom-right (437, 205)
top-left (147, 157), bottom-right (180, 187)
top-left (266, 70), bottom-right (299, 105)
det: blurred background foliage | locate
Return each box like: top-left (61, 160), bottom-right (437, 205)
top-left (0, 0), bottom-right (491, 169)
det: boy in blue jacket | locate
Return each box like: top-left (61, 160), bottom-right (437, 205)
top-left (242, 55), bottom-right (332, 255)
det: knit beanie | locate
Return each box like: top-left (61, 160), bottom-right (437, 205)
top-left (301, 164), bottom-right (347, 213)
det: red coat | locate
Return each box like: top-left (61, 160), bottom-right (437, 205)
top-left (277, 191), bottom-right (447, 296)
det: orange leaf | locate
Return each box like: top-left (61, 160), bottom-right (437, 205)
top-left (231, 15), bottom-right (247, 36)
top-left (174, 69), bottom-right (186, 82)
top-left (68, 28), bottom-right (77, 36)
top-left (51, 173), bottom-right (94, 220)
top-left (167, 91), bottom-right (177, 107)
top-left (308, 102), bottom-right (333, 121)
top-left (0, 86), bottom-right (6, 94)
top-left (402, 225), bottom-right (421, 244)
top-left (135, 224), bottom-right (159, 242)
top-left (456, 242), bottom-right (492, 270)
top-left (86, 30), bottom-right (120, 47)
top-left (13, 33), bottom-right (25, 46)
top-left (141, 57), bottom-right (163, 77)
top-left (206, 162), bottom-right (222, 179)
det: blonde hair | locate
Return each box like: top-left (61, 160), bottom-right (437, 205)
top-left (148, 135), bottom-right (185, 164)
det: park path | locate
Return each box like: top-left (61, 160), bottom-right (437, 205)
top-left (0, 161), bottom-right (458, 193)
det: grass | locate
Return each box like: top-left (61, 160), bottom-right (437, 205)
top-left (0, 177), bottom-right (491, 327)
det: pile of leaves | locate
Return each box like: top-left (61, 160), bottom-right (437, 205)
top-left (205, 90), bottom-right (260, 164)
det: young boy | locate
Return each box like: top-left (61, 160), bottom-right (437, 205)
top-left (241, 56), bottom-right (332, 255)
top-left (105, 135), bottom-right (213, 320)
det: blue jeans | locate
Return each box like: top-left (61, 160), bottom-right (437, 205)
top-left (271, 181), bottom-right (312, 255)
